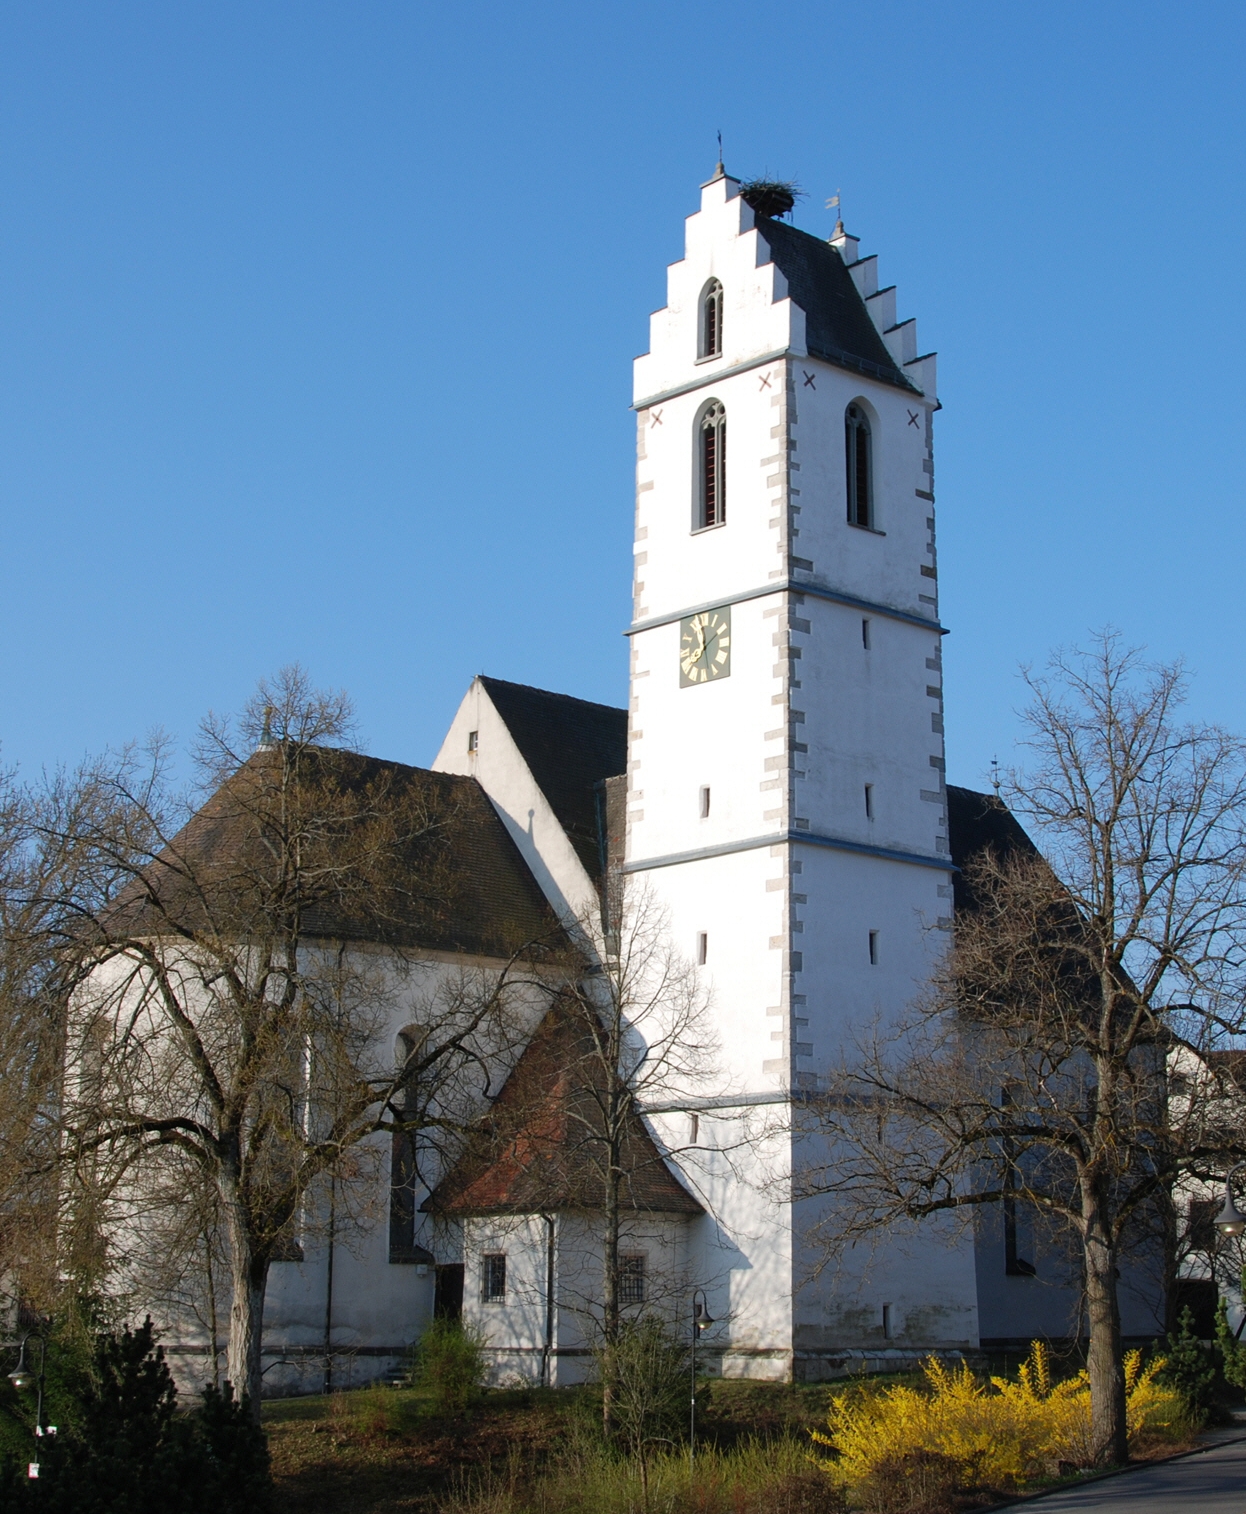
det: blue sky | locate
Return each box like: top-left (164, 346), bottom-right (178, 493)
top-left (2, 1), bottom-right (1243, 789)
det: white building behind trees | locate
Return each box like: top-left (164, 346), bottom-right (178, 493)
top-left (73, 166), bottom-right (1169, 1395)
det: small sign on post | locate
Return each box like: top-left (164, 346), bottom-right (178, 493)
top-left (27, 1463), bottom-right (38, 1479)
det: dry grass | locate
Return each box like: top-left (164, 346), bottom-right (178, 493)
top-left (265, 1380), bottom-right (834, 1514)
top-left (263, 1370), bottom-right (1202, 1514)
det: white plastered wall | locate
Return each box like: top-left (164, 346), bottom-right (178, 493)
top-left (626, 170), bottom-right (979, 1376)
top-left (72, 946), bottom-right (551, 1396)
top-left (460, 1212), bottom-right (693, 1387)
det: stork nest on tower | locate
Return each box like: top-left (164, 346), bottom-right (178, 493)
top-left (739, 179), bottom-right (803, 219)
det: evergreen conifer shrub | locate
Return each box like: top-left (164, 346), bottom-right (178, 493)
top-left (0, 1319), bottom-right (270, 1514)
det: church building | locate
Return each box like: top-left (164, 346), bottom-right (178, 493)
top-left (108, 167), bottom-right (1168, 1391)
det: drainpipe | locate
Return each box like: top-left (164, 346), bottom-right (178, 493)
top-left (322, 1176), bottom-right (337, 1394)
top-left (541, 1214), bottom-right (556, 1389)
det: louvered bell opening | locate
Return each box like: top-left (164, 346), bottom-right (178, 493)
top-left (855, 428), bottom-right (870, 525)
top-left (701, 408), bottom-right (725, 528)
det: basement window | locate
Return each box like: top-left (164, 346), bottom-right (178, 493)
top-left (482, 1253), bottom-right (507, 1303)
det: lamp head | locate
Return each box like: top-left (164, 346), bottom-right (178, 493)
top-left (1216, 1191), bottom-right (1246, 1237)
top-left (693, 1299), bottom-right (714, 1331)
top-left (7, 1368), bottom-right (33, 1392)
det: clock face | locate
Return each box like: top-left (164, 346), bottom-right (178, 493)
top-left (680, 608), bottom-right (732, 686)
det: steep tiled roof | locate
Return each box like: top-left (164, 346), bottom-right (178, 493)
top-left (946, 785), bottom-right (1041, 912)
top-left (479, 677), bottom-right (627, 884)
top-left (424, 999), bottom-right (703, 1217)
top-left (753, 217), bottom-right (917, 392)
top-left (104, 749), bottom-right (562, 960)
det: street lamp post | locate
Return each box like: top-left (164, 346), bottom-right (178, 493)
top-left (1215, 1161), bottom-right (1246, 1237)
top-left (690, 1290), bottom-right (713, 1472)
top-left (8, 1330), bottom-right (51, 1479)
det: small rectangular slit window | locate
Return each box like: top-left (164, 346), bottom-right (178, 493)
top-left (868, 930), bottom-right (879, 966)
top-left (699, 785), bottom-right (711, 818)
top-left (864, 784), bottom-right (874, 820)
top-left (861, 618), bottom-right (871, 650)
top-left (467, 730), bottom-right (479, 754)
top-left (882, 1303), bottom-right (893, 1339)
top-left (482, 1253), bottom-right (507, 1302)
top-left (688, 1112), bottom-right (700, 1145)
top-left (697, 932), bottom-right (708, 965)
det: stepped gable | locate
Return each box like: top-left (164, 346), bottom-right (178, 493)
top-left (946, 784), bottom-right (1042, 913)
top-left (103, 747), bottom-right (562, 960)
top-left (752, 216), bottom-right (917, 392)
top-left (479, 677), bottom-right (627, 884)
top-left (424, 999), bottom-right (703, 1218)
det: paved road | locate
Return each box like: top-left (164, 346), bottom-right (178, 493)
top-left (1021, 1436), bottom-right (1246, 1511)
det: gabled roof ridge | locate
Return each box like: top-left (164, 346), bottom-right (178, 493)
top-left (476, 676), bottom-right (627, 887)
top-left (478, 674), bottom-right (626, 719)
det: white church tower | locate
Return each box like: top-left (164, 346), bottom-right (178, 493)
top-left (629, 167), bottom-right (979, 1376)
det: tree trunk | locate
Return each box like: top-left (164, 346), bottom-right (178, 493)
top-left (225, 1204), bottom-right (269, 1420)
top-left (1083, 1220), bottom-right (1127, 1466)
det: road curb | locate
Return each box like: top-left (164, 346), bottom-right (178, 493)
top-left (976, 1430), bottom-right (1246, 1511)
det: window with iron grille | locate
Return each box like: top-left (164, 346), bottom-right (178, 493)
top-left (699, 279), bottom-right (723, 359)
top-left (845, 402), bottom-right (872, 528)
top-left (482, 1253), bottom-right (507, 1302)
top-left (698, 402), bottom-right (726, 529)
top-left (619, 1254), bottom-right (646, 1305)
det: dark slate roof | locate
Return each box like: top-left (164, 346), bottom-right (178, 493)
top-left (424, 999), bottom-right (703, 1218)
top-left (104, 748), bottom-right (562, 960)
top-left (947, 784), bottom-right (1042, 914)
top-left (479, 677), bottom-right (627, 884)
top-left (752, 217), bottom-right (917, 392)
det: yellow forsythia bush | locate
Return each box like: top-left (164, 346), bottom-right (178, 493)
top-left (813, 1342), bottom-right (1185, 1492)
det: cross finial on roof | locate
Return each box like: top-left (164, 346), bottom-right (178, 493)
top-left (257, 706), bottom-right (276, 753)
top-left (712, 129), bottom-right (725, 179)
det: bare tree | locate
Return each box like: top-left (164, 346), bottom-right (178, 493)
top-left (428, 882), bottom-right (715, 1437)
top-left (558, 884), bottom-right (715, 1436)
top-left (0, 766), bottom-right (80, 1310)
top-left (800, 634), bottom-right (1246, 1466)
top-left (40, 667), bottom-right (540, 1414)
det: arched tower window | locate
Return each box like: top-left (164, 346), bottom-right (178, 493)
top-left (389, 1025), bottom-right (427, 1263)
top-left (845, 403), bottom-right (872, 528)
top-left (699, 279), bottom-right (723, 359)
top-left (698, 401), bottom-right (726, 529)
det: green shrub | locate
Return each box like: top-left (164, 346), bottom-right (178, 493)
top-left (413, 1316), bottom-right (488, 1415)
top-left (1216, 1298), bottom-right (1246, 1395)
top-left (601, 1317), bottom-right (692, 1462)
top-left (1159, 1306), bottom-right (1219, 1425)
